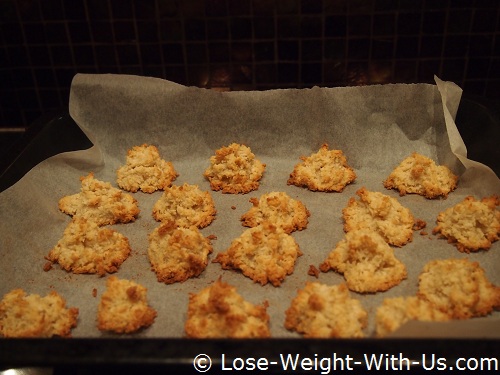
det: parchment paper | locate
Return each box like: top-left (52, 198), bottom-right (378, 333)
top-left (0, 74), bottom-right (499, 338)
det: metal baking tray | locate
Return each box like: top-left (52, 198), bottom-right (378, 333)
top-left (0, 96), bottom-right (499, 373)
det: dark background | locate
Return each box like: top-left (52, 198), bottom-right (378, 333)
top-left (1, 0), bottom-right (499, 130)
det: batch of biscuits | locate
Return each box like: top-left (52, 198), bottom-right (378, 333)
top-left (0, 142), bottom-right (499, 338)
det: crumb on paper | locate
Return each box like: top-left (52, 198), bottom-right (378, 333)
top-left (308, 265), bottom-right (319, 278)
top-left (413, 219), bottom-right (427, 231)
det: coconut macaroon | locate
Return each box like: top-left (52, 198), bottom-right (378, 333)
top-left (284, 282), bottom-right (367, 338)
top-left (152, 183), bottom-right (216, 228)
top-left (287, 143), bottom-right (356, 192)
top-left (343, 187), bottom-right (418, 247)
top-left (148, 223), bottom-right (213, 284)
top-left (116, 144), bottom-right (178, 193)
top-left (97, 276), bottom-right (157, 334)
top-left (417, 258), bottom-right (500, 320)
top-left (383, 152), bottom-right (458, 199)
top-left (375, 296), bottom-right (451, 337)
top-left (204, 143), bottom-right (266, 194)
top-left (46, 217), bottom-right (131, 275)
top-left (240, 191), bottom-right (310, 233)
top-left (433, 195), bottom-right (500, 253)
top-left (59, 173), bottom-right (140, 226)
top-left (185, 279), bottom-right (270, 338)
top-left (0, 289), bottom-right (78, 338)
top-left (319, 229), bottom-right (407, 293)
top-left (214, 222), bottom-right (302, 287)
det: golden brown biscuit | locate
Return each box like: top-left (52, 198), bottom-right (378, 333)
top-left (97, 276), bottom-right (157, 333)
top-left (148, 223), bottom-right (213, 284)
top-left (184, 279), bottom-right (270, 338)
top-left (240, 191), bottom-right (310, 233)
top-left (59, 173), bottom-right (140, 226)
top-left (152, 183), bottom-right (216, 228)
top-left (0, 289), bottom-right (78, 338)
top-left (433, 195), bottom-right (500, 253)
top-left (287, 143), bottom-right (356, 192)
top-left (375, 296), bottom-right (450, 337)
top-left (342, 187), bottom-right (417, 247)
top-left (383, 152), bottom-right (458, 198)
top-left (47, 217), bottom-right (131, 275)
top-left (417, 258), bottom-right (500, 319)
top-left (214, 222), bottom-right (302, 287)
top-left (204, 143), bottom-right (266, 194)
top-left (284, 282), bottom-right (367, 338)
top-left (319, 229), bottom-right (407, 293)
top-left (116, 144), bottom-right (178, 193)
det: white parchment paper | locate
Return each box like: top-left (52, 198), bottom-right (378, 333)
top-left (0, 74), bottom-right (498, 338)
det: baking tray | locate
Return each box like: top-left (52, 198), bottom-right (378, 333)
top-left (0, 96), bottom-right (499, 373)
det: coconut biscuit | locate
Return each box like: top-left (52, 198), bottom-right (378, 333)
top-left (433, 195), bottom-right (500, 253)
top-left (287, 143), bottom-right (356, 192)
top-left (284, 282), bottom-right (367, 338)
top-left (148, 223), bottom-right (213, 284)
top-left (375, 296), bottom-right (450, 337)
top-left (116, 144), bottom-right (178, 193)
top-left (97, 276), bottom-right (157, 333)
top-left (0, 289), bottom-right (78, 338)
top-left (214, 222), bottom-right (302, 287)
top-left (204, 143), bottom-right (266, 194)
top-left (152, 183), bottom-right (216, 228)
top-left (417, 258), bottom-right (500, 319)
top-left (343, 187), bottom-right (417, 247)
top-left (47, 217), bottom-right (131, 275)
top-left (185, 279), bottom-right (270, 338)
top-left (240, 191), bottom-right (310, 233)
top-left (319, 229), bottom-right (407, 293)
top-left (383, 152), bottom-right (458, 199)
top-left (58, 173), bottom-right (139, 226)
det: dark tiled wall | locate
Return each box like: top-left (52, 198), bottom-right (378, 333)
top-left (1, 0), bottom-right (499, 128)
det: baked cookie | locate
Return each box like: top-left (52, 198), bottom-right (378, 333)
top-left (148, 223), bottom-right (213, 284)
top-left (240, 191), bottom-right (310, 233)
top-left (417, 258), bottom-right (500, 319)
top-left (383, 152), bottom-right (458, 199)
top-left (319, 229), bottom-right (407, 293)
top-left (152, 183), bottom-right (216, 228)
top-left (203, 143), bottom-right (266, 194)
top-left (185, 279), bottom-right (270, 338)
top-left (214, 222), bottom-right (302, 287)
top-left (59, 173), bottom-right (140, 226)
top-left (284, 282), bottom-right (367, 338)
top-left (342, 187), bottom-right (417, 247)
top-left (47, 217), bottom-right (131, 275)
top-left (287, 143), bottom-right (356, 192)
top-left (97, 276), bottom-right (157, 333)
top-left (375, 296), bottom-right (450, 337)
top-left (0, 289), bottom-right (78, 338)
top-left (116, 144), bottom-right (178, 193)
top-left (433, 195), bottom-right (500, 253)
